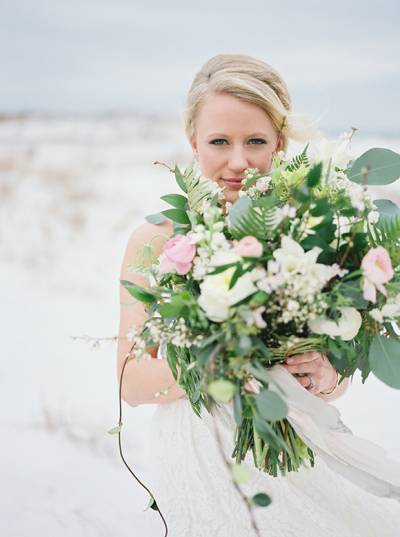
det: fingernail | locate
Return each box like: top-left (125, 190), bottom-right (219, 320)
top-left (286, 358), bottom-right (294, 363)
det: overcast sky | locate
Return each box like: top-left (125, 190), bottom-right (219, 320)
top-left (1, 0), bottom-right (399, 134)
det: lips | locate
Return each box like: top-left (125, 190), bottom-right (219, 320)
top-left (222, 177), bottom-right (245, 190)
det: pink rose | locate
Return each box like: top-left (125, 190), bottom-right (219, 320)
top-left (233, 236), bottom-right (263, 258)
top-left (158, 234), bottom-right (196, 275)
top-left (361, 247), bottom-right (394, 303)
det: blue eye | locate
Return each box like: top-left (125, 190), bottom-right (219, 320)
top-left (249, 138), bottom-right (267, 144)
top-left (209, 138), bottom-right (266, 145)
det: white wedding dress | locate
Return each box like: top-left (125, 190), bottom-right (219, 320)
top-left (143, 365), bottom-right (400, 536)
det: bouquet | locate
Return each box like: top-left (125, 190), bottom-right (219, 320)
top-left (121, 134), bottom-right (400, 480)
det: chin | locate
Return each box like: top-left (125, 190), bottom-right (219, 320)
top-left (223, 189), bottom-right (240, 204)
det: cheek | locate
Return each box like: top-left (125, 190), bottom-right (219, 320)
top-left (254, 149), bottom-right (274, 174)
top-left (197, 146), bottom-right (223, 178)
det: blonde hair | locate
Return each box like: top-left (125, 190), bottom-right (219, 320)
top-left (183, 53), bottom-right (321, 152)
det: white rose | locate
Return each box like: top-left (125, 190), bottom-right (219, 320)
top-left (309, 307), bottom-right (362, 341)
top-left (198, 268), bottom-right (256, 322)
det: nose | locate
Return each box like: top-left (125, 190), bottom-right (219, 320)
top-left (227, 145), bottom-right (249, 173)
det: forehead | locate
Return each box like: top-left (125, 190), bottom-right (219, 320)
top-left (195, 92), bottom-right (276, 136)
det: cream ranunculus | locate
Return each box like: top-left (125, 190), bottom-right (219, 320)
top-left (198, 267), bottom-right (257, 322)
top-left (273, 235), bottom-right (323, 277)
top-left (309, 307), bottom-right (362, 341)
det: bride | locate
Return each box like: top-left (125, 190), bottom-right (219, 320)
top-left (117, 53), bottom-right (400, 536)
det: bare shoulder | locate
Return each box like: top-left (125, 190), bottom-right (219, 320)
top-left (124, 219), bottom-right (174, 263)
top-left (119, 219), bottom-right (174, 288)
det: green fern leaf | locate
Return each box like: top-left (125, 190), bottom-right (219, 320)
top-left (229, 196), bottom-right (281, 240)
top-left (183, 165), bottom-right (220, 212)
top-left (286, 144), bottom-right (310, 172)
top-left (369, 215), bottom-right (400, 265)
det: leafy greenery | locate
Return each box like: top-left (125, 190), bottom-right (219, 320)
top-left (286, 143), bottom-right (309, 172)
top-left (347, 147), bottom-right (400, 185)
top-left (120, 279), bottom-right (158, 303)
top-left (161, 208), bottom-right (190, 225)
top-left (369, 335), bottom-right (400, 389)
top-left (229, 196), bottom-right (280, 240)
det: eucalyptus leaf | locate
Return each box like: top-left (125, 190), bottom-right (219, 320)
top-left (207, 379), bottom-right (236, 402)
top-left (339, 280), bottom-right (369, 309)
top-left (369, 335), bottom-right (400, 389)
top-left (255, 389), bottom-right (288, 421)
top-left (347, 148), bottom-right (400, 185)
top-left (253, 416), bottom-right (290, 452)
top-left (251, 492), bottom-right (272, 507)
top-left (195, 344), bottom-right (216, 366)
top-left (145, 212), bottom-right (167, 225)
top-left (233, 388), bottom-right (243, 426)
top-left (374, 199), bottom-right (400, 222)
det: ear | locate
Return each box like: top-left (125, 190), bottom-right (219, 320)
top-left (275, 135), bottom-right (284, 153)
top-left (190, 141), bottom-right (199, 161)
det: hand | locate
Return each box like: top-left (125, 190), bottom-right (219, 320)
top-left (282, 351), bottom-right (338, 395)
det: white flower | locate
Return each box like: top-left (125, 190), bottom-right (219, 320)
top-left (250, 266), bottom-right (268, 281)
top-left (210, 231), bottom-right (229, 250)
top-left (329, 263), bottom-right (349, 279)
top-left (209, 249), bottom-right (241, 266)
top-left (190, 230), bottom-right (206, 243)
top-left (278, 204), bottom-right (297, 220)
top-left (273, 235), bottom-right (322, 277)
top-left (309, 307), bottom-right (362, 341)
top-left (347, 182), bottom-right (365, 211)
top-left (253, 306), bottom-right (267, 328)
top-left (192, 256), bottom-right (209, 279)
top-left (310, 132), bottom-right (354, 170)
top-left (369, 295), bottom-right (400, 322)
top-left (255, 176), bottom-right (272, 192)
top-left (368, 211), bottom-right (380, 224)
top-left (198, 269), bottom-right (257, 322)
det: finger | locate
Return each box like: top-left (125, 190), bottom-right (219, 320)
top-left (284, 361), bottom-right (320, 375)
top-left (285, 351), bottom-right (321, 365)
top-left (295, 375), bottom-right (313, 388)
top-left (307, 382), bottom-right (320, 395)
top-left (293, 374), bottom-right (320, 393)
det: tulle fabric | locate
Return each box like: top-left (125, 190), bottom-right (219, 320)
top-left (143, 383), bottom-right (400, 536)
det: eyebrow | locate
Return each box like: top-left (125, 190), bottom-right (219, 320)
top-left (207, 132), bottom-right (269, 138)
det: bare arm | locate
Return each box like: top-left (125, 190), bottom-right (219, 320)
top-left (116, 221), bottom-right (187, 406)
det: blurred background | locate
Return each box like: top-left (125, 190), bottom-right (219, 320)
top-left (1, 1), bottom-right (399, 535)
